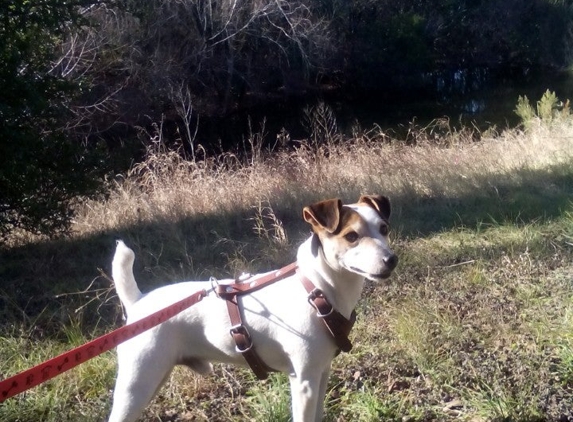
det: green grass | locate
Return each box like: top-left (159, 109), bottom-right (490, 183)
top-left (246, 374), bottom-right (292, 422)
top-left (1, 106), bottom-right (573, 421)
top-left (0, 327), bottom-right (115, 422)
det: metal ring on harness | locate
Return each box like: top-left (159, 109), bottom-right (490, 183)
top-left (307, 288), bottom-right (334, 317)
top-left (229, 325), bottom-right (254, 353)
top-left (209, 277), bottom-right (221, 297)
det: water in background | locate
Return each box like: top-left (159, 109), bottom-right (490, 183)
top-left (333, 68), bottom-right (573, 132)
top-left (195, 68), bottom-right (573, 150)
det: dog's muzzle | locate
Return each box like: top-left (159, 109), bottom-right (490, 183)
top-left (349, 252), bottom-right (398, 281)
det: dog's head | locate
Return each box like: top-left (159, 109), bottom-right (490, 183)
top-left (303, 195), bottom-right (398, 281)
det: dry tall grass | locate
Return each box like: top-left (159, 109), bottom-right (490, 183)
top-left (75, 116), bottom-right (573, 240)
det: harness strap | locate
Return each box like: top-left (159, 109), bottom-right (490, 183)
top-left (217, 262), bottom-right (299, 297)
top-left (225, 298), bottom-right (276, 380)
top-left (299, 276), bottom-right (356, 353)
top-left (217, 262), bottom-right (356, 379)
top-left (217, 262), bottom-right (298, 380)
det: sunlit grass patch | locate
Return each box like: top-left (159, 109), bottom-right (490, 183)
top-left (558, 338), bottom-right (573, 388)
top-left (343, 195), bottom-right (573, 413)
top-left (328, 380), bottom-right (425, 422)
top-left (245, 373), bottom-right (291, 422)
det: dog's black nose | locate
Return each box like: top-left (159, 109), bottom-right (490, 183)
top-left (384, 254), bottom-right (398, 270)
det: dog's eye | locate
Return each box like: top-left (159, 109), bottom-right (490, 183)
top-left (344, 231), bottom-right (359, 243)
top-left (380, 224), bottom-right (389, 236)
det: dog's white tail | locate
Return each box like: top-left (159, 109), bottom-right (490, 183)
top-left (112, 240), bottom-right (143, 310)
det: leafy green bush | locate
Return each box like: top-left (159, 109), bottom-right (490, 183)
top-left (515, 89), bottom-right (570, 128)
top-left (537, 89), bottom-right (560, 121)
top-left (515, 95), bottom-right (536, 126)
top-left (0, 1), bottom-right (105, 238)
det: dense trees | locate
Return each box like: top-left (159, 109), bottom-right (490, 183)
top-left (2, 0), bottom-right (573, 237)
top-left (0, 1), bottom-right (105, 237)
top-left (326, 0), bottom-right (573, 92)
top-left (78, 0), bottom-right (573, 126)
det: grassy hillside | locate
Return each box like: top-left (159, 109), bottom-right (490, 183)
top-left (1, 108), bottom-right (573, 421)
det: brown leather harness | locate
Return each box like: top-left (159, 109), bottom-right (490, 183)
top-left (215, 263), bottom-right (356, 380)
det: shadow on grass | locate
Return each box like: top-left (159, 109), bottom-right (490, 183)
top-left (393, 162), bottom-right (573, 236)
top-left (0, 163), bottom-right (571, 335)
top-left (0, 209), bottom-right (299, 336)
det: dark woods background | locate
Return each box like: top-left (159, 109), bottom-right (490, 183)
top-left (2, 0), bottom-right (573, 236)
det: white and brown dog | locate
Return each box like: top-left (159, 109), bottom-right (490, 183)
top-left (108, 195), bottom-right (398, 422)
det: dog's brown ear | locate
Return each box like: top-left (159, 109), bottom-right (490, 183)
top-left (303, 198), bottom-right (342, 233)
top-left (359, 195), bottom-right (391, 220)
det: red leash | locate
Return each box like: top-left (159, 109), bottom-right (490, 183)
top-left (0, 261), bottom-right (355, 403)
top-left (0, 289), bottom-right (208, 403)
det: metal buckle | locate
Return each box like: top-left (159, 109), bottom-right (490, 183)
top-left (307, 289), bottom-right (334, 318)
top-left (315, 303), bottom-right (334, 318)
top-left (307, 290), bottom-right (320, 310)
top-left (229, 324), bottom-right (253, 353)
top-left (307, 288), bottom-right (322, 301)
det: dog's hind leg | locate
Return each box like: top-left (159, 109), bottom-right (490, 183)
top-left (108, 347), bottom-right (174, 422)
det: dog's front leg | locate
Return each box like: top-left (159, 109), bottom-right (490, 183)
top-left (289, 367), bottom-right (330, 422)
top-left (314, 368), bottom-right (331, 421)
